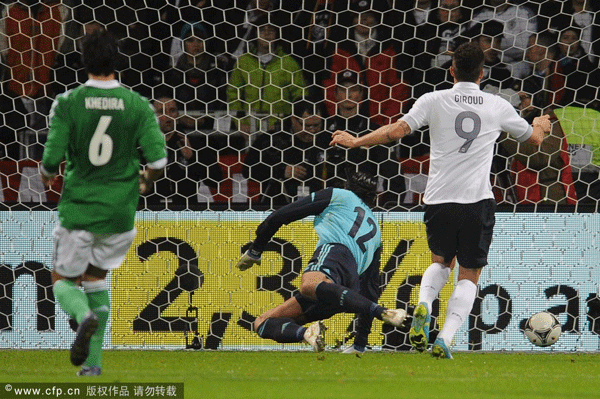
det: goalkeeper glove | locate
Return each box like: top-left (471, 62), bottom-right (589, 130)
top-left (236, 248), bottom-right (262, 271)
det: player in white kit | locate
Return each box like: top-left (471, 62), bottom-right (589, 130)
top-left (330, 42), bottom-right (551, 358)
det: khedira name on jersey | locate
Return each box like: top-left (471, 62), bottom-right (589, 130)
top-left (85, 97), bottom-right (125, 110)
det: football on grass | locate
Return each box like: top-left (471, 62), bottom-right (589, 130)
top-left (524, 311), bottom-right (562, 347)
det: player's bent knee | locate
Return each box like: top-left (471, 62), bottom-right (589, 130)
top-left (299, 283), bottom-right (318, 300)
top-left (300, 272), bottom-right (330, 300)
top-left (254, 317), bottom-right (272, 336)
top-left (254, 315), bottom-right (267, 332)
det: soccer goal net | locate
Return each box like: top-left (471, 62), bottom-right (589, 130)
top-left (0, 0), bottom-right (599, 352)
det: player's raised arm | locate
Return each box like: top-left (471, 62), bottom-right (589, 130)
top-left (329, 120), bottom-right (412, 148)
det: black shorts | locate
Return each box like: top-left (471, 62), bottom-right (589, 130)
top-left (423, 199), bottom-right (496, 269)
top-left (304, 243), bottom-right (360, 290)
top-left (296, 243), bottom-right (360, 322)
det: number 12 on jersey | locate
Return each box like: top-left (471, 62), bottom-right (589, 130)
top-left (349, 206), bottom-right (378, 253)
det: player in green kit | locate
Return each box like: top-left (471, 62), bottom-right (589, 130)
top-left (41, 29), bottom-right (167, 376)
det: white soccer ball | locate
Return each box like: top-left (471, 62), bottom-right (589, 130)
top-left (524, 311), bottom-right (562, 347)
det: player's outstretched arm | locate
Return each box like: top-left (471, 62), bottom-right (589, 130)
top-left (235, 248), bottom-right (262, 271)
top-left (237, 190), bottom-right (332, 271)
top-left (527, 114), bottom-right (551, 146)
top-left (330, 120), bottom-right (412, 148)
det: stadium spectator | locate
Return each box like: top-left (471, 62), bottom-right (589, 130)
top-left (289, 0), bottom-right (338, 89)
top-left (325, 70), bottom-right (405, 208)
top-left (556, 26), bottom-right (595, 73)
top-left (160, 0), bottom-right (228, 67)
top-left (391, 0), bottom-right (437, 27)
top-left (428, 0), bottom-right (471, 69)
top-left (471, 0), bottom-right (538, 66)
top-left (330, 42), bottom-right (552, 358)
top-left (554, 105), bottom-right (600, 204)
top-left (116, 5), bottom-right (164, 99)
top-left (0, 0), bottom-right (68, 157)
top-left (553, 26), bottom-right (599, 106)
top-left (545, 0), bottom-right (600, 66)
top-left (471, 20), bottom-right (515, 93)
top-left (41, 29), bottom-right (166, 376)
top-left (142, 95), bottom-right (222, 209)
top-left (242, 100), bottom-right (329, 208)
top-left (333, 0), bottom-right (391, 28)
top-left (512, 32), bottom-right (566, 107)
top-left (533, 0), bottom-right (560, 33)
top-left (408, 0), bottom-right (474, 97)
top-left (391, 0), bottom-right (440, 96)
top-left (63, 2), bottom-right (160, 100)
top-left (162, 22), bottom-right (228, 132)
top-left (222, 0), bottom-right (290, 70)
top-left (235, 171), bottom-right (407, 353)
top-left (418, 19), bottom-right (515, 94)
top-left (227, 17), bottom-right (306, 135)
top-left (497, 90), bottom-right (577, 205)
top-left (322, 1), bottom-right (410, 126)
top-left (54, 7), bottom-right (104, 95)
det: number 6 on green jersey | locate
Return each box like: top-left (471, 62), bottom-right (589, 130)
top-left (89, 115), bottom-right (113, 166)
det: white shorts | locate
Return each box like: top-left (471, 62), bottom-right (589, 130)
top-left (53, 223), bottom-right (137, 278)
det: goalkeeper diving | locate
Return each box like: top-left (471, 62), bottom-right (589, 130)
top-left (236, 171), bottom-right (407, 353)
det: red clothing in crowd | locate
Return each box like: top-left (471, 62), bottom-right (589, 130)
top-left (323, 39), bottom-right (411, 125)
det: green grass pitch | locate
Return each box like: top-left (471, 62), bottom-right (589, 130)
top-left (2, 350), bottom-right (600, 399)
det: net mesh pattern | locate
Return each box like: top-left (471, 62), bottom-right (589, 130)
top-left (0, 0), bottom-right (599, 351)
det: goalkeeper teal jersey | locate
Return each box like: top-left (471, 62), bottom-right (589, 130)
top-left (42, 79), bottom-right (166, 233)
top-left (313, 188), bottom-right (381, 275)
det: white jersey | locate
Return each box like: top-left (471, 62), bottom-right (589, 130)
top-left (401, 82), bottom-right (532, 205)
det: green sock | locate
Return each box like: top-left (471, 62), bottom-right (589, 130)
top-left (52, 280), bottom-right (90, 324)
top-left (84, 290), bottom-right (109, 368)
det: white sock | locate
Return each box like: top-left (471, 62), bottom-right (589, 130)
top-left (418, 262), bottom-right (451, 311)
top-left (438, 279), bottom-right (477, 347)
top-left (81, 280), bottom-right (106, 293)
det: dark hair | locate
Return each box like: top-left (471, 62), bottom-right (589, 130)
top-left (152, 85), bottom-right (176, 103)
top-left (533, 31), bottom-right (558, 49)
top-left (81, 29), bottom-right (118, 76)
top-left (468, 20), bottom-right (503, 40)
top-left (292, 100), bottom-right (322, 118)
top-left (337, 70), bottom-right (360, 86)
top-left (74, 5), bottom-right (94, 25)
top-left (344, 171), bottom-right (378, 208)
top-left (180, 22), bottom-right (208, 41)
top-left (253, 15), bottom-right (280, 39)
top-left (452, 42), bottom-right (484, 82)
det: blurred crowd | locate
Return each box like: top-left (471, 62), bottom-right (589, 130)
top-left (0, 0), bottom-right (599, 209)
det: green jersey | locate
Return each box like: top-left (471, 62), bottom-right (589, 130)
top-left (42, 79), bottom-right (166, 233)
